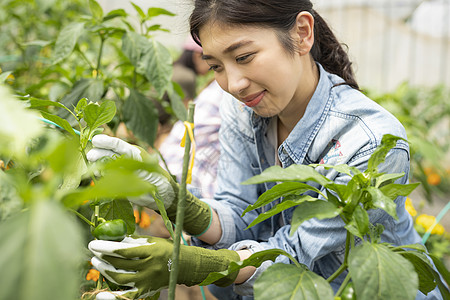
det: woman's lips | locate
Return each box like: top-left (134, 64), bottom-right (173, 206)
top-left (242, 91), bottom-right (265, 107)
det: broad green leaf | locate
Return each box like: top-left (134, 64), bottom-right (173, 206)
top-left (83, 100), bottom-right (116, 130)
top-left (348, 243), bottom-right (418, 300)
top-left (243, 182), bottom-right (323, 216)
top-left (40, 111), bottom-right (77, 137)
top-left (311, 163), bottom-right (361, 177)
top-left (242, 165), bottom-right (332, 187)
top-left (379, 182), bottom-right (420, 200)
top-left (130, 2), bottom-right (145, 19)
top-left (59, 150), bottom-right (87, 192)
top-left (0, 85), bottom-right (43, 157)
top-left (0, 71), bottom-right (12, 83)
top-left (345, 205), bottom-right (369, 239)
top-left (52, 22), bottom-right (85, 64)
top-left (147, 7), bottom-right (175, 18)
top-left (397, 251), bottom-right (437, 295)
top-left (290, 201), bottom-right (341, 235)
top-left (28, 98), bottom-right (69, 111)
top-left (123, 89), bottom-right (158, 147)
top-left (61, 168), bottom-right (156, 208)
top-left (58, 78), bottom-right (104, 123)
top-left (0, 173), bottom-right (22, 222)
top-left (100, 198), bottom-right (135, 235)
top-left (103, 8), bottom-right (128, 21)
top-left (429, 254), bottom-right (450, 294)
top-left (246, 195), bottom-right (319, 229)
top-left (0, 201), bottom-right (84, 300)
top-left (254, 264), bottom-right (334, 300)
top-left (75, 97), bottom-right (88, 118)
top-left (122, 31), bottom-right (149, 67)
top-left (367, 134), bottom-right (405, 173)
top-left (167, 81), bottom-right (187, 121)
top-left (200, 249), bottom-right (296, 286)
top-left (89, 0), bottom-right (103, 20)
top-left (138, 39), bottom-right (173, 98)
top-left (365, 187), bottom-right (398, 219)
top-left (374, 172), bottom-right (405, 187)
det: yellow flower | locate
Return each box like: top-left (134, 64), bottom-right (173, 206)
top-left (86, 268), bottom-right (100, 281)
top-left (416, 214), bottom-right (445, 235)
top-left (134, 209), bottom-right (152, 229)
top-left (427, 173), bottom-right (441, 186)
top-left (405, 197), bottom-right (417, 217)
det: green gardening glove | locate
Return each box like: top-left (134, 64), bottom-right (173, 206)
top-left (89, 236), bottom-right (240, 300)
top-left (87, 134), bottom-right (212, 236)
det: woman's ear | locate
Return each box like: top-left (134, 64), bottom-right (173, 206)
top-left (293, 11), bottom-right (315, 55)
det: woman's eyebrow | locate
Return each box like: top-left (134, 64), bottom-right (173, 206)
top-left (202, 40), bottom-right (254, 60)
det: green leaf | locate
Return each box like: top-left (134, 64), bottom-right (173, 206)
top-left (367, 134), bottom-right (406, 173)
top-left (0, 71), bottom-right (12, 83)
top-left (246, 195), bottom-right (319, 229)
top-left (374, 172), bottom-right (405, 187)
top-left (254, 264), bottom-right (334, 300)
top-left (200, 249), bottom-right (297, 286)
top-left (429, 254), bottom-right (450, 293)
top-left (345, 205), bottom-right (369, 239)
top-left (40, 111), bottom-right (77, 137)
top-left (130, 2), bottom-right (146, 19)
top-left (0, 85), bottom-right (44, 157)
top-left (348, 243), bottom-right (418, 300)
top-left (89, 0), bottom-right (103, 20)
top-left (311, 163), bottom-right (361, 177)
top-left (58, 78), bottom-right (104, 123)
top-left (83, 100), bottom-right (116, 130)
top-left (290, 201), bottom-right (341, 235)
top-left (365, 186), bottom-right (398, 219)
top-left (397, 251), bottom-right (437, 295)
top-left (138, 38), bottom-right (173, 98)
top-left (100, 198), bottom-right (135, 235)
top-left (147, 7), bottom-right (175, 18)
top-left (123, 89), bottom-right (158, 147)
top-left (167, 81), bottom-right (188, 121)
top-left (243, 182), bottom-right (323, 216)
top-left (103, 8), bottom-right (128, 21)
top-left (379, 182), bottom-right (420, 200)
top-left (0, 201), bottom-right (84, 300)
top-left (61, 168), bottom-right (156, 208)
top-left (28, 98), bottom-right (69, 111)
top-left (52, 22), bottom-right (85, 65)
top-left (122, 31), bottom-right (149, 67)
top-left (242, 165), bottom-right (332, 187)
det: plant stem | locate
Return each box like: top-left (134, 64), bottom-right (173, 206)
top-left (327, 232), bottom-right (352, 283)
top-left (167, 102), bottom-right (195, 300)
top-left (75, 45), bottom-right (95, 70)
top-left (69, 208), bottom-right (95, 227)
top-left (335, 272), bottom-right (352, 297)
top-left (96, 35), bottom-right (105, 78)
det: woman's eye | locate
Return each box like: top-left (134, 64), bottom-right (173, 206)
top-left (236, 54), bottom-right (254, 63)
top-left (208, 65), bottom-right (221, 72)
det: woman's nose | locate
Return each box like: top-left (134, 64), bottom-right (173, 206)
top-left (226, 69), bottom-right (250, 96)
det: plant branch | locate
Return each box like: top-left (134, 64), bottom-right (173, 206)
top-left (96, 35), bottom-right (105, 78)
top-left (327, 232), bottom-right (352, 283)
top-left (167, 102), bottom-right (195, 300)
top-left (69, 208), bottom-right (95, 227)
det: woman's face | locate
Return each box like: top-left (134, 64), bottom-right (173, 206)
top-left (199, 22), bottom-right (313, 118)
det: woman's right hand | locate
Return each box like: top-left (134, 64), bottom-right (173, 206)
top-left (86, 134), bottom-right (176, 210)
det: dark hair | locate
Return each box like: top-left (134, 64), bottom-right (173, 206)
top-left (189, 0), bottom-right (359, 90)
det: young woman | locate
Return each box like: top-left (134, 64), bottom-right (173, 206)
top-left (87, 1), bottom-right (442, 299)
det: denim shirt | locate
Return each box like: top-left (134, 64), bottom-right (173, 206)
top-left (192, 64), bottom-right (441, 299)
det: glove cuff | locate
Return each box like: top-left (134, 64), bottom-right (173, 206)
top-left (178, 246), bottom-right (240, 287)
